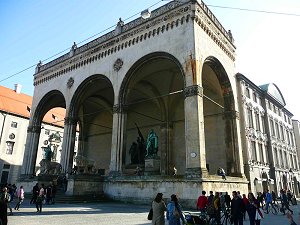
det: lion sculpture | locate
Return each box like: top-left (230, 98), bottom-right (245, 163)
top-left (39, 159), bottom-right (62, 175)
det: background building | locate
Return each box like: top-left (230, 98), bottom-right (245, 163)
top-left (237, 73), bottom-right (300, 196)
top-left (0, 84), bottom-right (66, 185)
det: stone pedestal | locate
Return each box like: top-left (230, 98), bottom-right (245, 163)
top-left (144, 156), bottom-right (160, 175)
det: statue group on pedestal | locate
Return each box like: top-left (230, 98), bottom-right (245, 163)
top-left (129, 124), bottom-right (159, 165)
top-left (39, 145), bottom-right (62, 175)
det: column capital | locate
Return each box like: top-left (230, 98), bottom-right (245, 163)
top-left (223, 110), bottom-right (240, 120)
top-left (27, 125), bottom-right (41, 133)
top-left (64, 117), bottom-right (78, 125)
top-left (183, 85), bottom-right (203, 98)
top-left (112, 104), bottom-right (128, 114)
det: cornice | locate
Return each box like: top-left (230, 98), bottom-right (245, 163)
top-left (194, 1), bottom-right (236, 61)
top-left (33, 1), bottom-right (192, 86)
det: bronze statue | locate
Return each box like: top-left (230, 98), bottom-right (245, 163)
top-left (44, 145), bottom-right (53, 161)
top-left (145, 129), bottom-right (158, 157)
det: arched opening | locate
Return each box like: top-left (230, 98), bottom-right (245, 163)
top-left (32, 90), bottom-right (66, 175)
top-left (120, 52), bottom-right (185, 175)
top-left (202, 57), bottom-right (236, 176)
top-left (69, 75), bottom-right (114, 175)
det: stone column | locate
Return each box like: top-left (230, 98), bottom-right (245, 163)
top-left (184, 85), bottom-right (207, 178)
top-left (109, 104), bottom-right (127, 176)
top-left (223, 110), bottom-right (245, 177)
top-left (60, 117), bottom-right (77, 173)
top-left (160, 123), bottom-right (172, 175)
top-left (21, 125), bottom-right (41, 176)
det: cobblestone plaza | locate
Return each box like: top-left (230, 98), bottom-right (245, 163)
top-left (7, 200), bottom-right (300, 225)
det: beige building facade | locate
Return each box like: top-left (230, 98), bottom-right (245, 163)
top-left (236, 73), bottom-right (300, 196)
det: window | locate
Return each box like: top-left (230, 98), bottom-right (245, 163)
top-left (6, 141), bottom-right (14, 154)
top-left (261, 115), bottom-right (265, 133)
top-left (253, 93), bottom-right (257, 102)
top-left (258, 143), bottom-right (264, 162)
top-left (246, 87), bottom-right (250, 98)
top-left (3, 164), bottom-right (10, 169)
top-left (274, 148), bottom-right (278, 166)
top-left (280, 125), bottom-right (284, 140)
top-left (275, 123), bottom-right (280, 139)
top-left (255, 113), bottom-right (260, 131)
top-left (251, 141), bottom-right (257, 161)
top-left (11, 122), bottom-right (17, 128)
top-left (247, 109), bottom-right (253, 128)
top-left (270, 120), bottom-right (275, 136)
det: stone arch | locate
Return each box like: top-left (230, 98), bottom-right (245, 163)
top-left (29, 90), bottom-right (66, 175)
top-left (119, 52), bottom-right (186, 175)
top-left (67, 74), bottom-right (114, 175)
top-left (32, 90), bottom-right (66, 126)
top-left (202, 56), bottom-right (239, 176)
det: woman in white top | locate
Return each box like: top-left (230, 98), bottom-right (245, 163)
top-left (14, 186), bottom-right (24, 210)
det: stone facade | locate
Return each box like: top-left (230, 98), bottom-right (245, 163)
top-left (236, 73), bottom-right (300, 196)
top-left (21, 0), bottom-right (251, 202)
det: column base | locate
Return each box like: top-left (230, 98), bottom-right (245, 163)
top-left (185, 167), bottom-right (208, 179)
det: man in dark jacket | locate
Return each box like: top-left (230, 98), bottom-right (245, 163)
top-left (231, 191), bottom-right (244, 225)
top-left (0, 199), bottom-right (8, 225)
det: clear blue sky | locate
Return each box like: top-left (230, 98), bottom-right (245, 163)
top-left (1, 0), bottom-right (300, 119)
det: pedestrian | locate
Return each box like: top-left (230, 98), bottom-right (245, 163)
top-left (0, 200), bottom-right (8, 225)
top-left (51, 183), bottom-right (57, 204)
top-left (197, 190), bottom-right (208, 213)
top-left (0, 187), bottom-right (12, 215)
top-left (286, 212), bottom-right (297, 225)
top-left (46, 183), bottom-right (53, 204)
top-left (242, 194), bottom-right (249, 220)
top-left (36, 184), bottom-right (45, 213)
top-left (213, 192), bottom-right (221, 225)
top-left (264, 190), bottom-right (272, 214)
top-left (271, 191), bottom-right (277, 204)
top-left (287, 190), bottom-right (293, 205)
top-left (231, 191), bottom-right (244, 225)
top-left (151, 193), bottom-right (166, 225)
top-left (280, 189), bottom-right (293, 215)
top-left (246, 192), bottom-right (262, 225)
top-left (224, 192), bottom-right (231, 208)
top-left (166, 194), bottom-right (186, 225)
top-left (14, 186), bottom-right (24, 210)
top-left (207, 191), bottom-right (215, 216)
top-left (30, 183), bottom-right (40, 204)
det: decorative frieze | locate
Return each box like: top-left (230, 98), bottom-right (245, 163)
top-left (33, 1), bottom-right (192, 86)
top-left (67, 77), bottom-right (74, 88)
top-left (183, 85), bottom-right (203, 98)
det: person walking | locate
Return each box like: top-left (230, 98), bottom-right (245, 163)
top-left (166, 194), bottom-right (186, 225)
top-left (14, 186), bottom-right (24, 210)
top-left (264, 190), bottom-right (272, 214)
top-left (224, 192), bottom-right (231, 208)
top-left (231, 191), bottom-right (244, 225)
top-left (242, 194), bottom-right (249, 220)
top-left (213, 192), bottom-right (221, 225)
top-left (280, 189), bottom-right (293, 215)
top-left (286, 212), bottom-right (297, 225)
top-left (246, 192), bottom-right (262, 225)
top-left (197, 190), bottom-right (208, 213)
top-left (0, 199), bottom-right (8, 225)
top-left (30, 183), bottom-right (39, 204)
top-left (1, 187), bottom-right (12, 215)
top-left (36, 184), bottom-right (45, 213)
top-left (152, 193), bottom-right (166, 225)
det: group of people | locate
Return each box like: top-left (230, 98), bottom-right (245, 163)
top-left (196, 189), bottom-right (299, 225)
top-left (150, 193), bottom-right (186, 225)
top-left (0, 182), bottom-right (57, 225)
